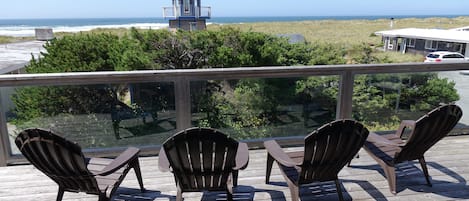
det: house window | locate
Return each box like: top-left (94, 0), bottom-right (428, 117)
top-left (425, 40), bottom-right (438, 50)
top-left (443, 54), bottom-right (464, 59)
top-left (455, 44), bottom-right (463, 53)
top-left (407, 38), bottom-right (416, 47)
top-left (387, 37), bottom-right (394, 50)
top-left (184, 0), bottom-right (190, 14)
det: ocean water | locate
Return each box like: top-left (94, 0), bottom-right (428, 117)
top-left (0, 15), bottom-right (466, 37)
top-left (0, 18), bottom-right (169, 37)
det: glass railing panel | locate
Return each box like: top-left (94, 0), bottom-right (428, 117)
top-left (440, 70), bottom-right (469, 134)
top-left (3, 82), bottom-right (176, 155)
top-left (190, 76), bottom-right (338, 140)
top-left (352, 71), bottom-right (468, 134)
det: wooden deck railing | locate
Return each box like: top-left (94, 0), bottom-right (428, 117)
top-left (1, 62), bottom-right (468, 166)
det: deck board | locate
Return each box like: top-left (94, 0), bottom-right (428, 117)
top-left (1, 135), bottom-right (469, 201)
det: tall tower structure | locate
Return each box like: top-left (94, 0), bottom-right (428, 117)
top-left (163, 0), bottom-right (211, 31)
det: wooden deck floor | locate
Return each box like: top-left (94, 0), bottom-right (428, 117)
top-left (1, 135), bottom-right (469, 201)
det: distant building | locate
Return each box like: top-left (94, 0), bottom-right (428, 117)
top-left (163, 0), bottom-right (211, 31)
top-left (375, 27), bottom-right (469, 58)
top-left (277, 34), bottom-right (306, 44)
top-left (34, 28), bottom-right (54, 41)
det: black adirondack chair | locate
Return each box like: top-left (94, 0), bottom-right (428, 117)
top-left (158, 127), bottom-right (249, 201)
top-left (363, 104), bottom-right (462, 194)
top-left (15, 128), bottom-right (145, 201)
top-left (264, 119), bottom-right (369, 201)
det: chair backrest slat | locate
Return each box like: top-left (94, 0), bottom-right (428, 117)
top-left (201, 138), bottom-right (214, 188)
top-left (396, 104), bottom-right (462, 162)
top-left (300, 120), bottom-right (369, 184)
top-left (186, 134), bottom-right (204, 188)
top-left (163, 127), bottom-right (238, 192)
top-left (175, 136), bottom-right (195, 189)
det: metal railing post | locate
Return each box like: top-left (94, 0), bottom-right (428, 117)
top-left (174, 78), bottom-right (192, 131)
top-left (0, 89), bottom-right (10, 166)
top-left (336, 71), bottom-right (354, 119)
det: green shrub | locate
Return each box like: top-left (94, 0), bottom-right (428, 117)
top-left (10, 28), bottom-right (461, 140)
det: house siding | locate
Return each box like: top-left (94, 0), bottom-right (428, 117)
top-left (169, 19), bottom-right (207, 30)
top-left (384, 36), bottom-right (468, 56)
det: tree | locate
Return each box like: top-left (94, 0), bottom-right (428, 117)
top-left (13, 33), bottom-right (148, 123)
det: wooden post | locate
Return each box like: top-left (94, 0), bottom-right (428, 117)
top-left (174, 78), bottom-right (192, 131)
top-left (466, 43), bottom-right (469, 58)
top-left (336, 71), bottom-right (354, 119)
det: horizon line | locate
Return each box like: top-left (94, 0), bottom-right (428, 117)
top-left (1, 14), bottom-right (469, 20)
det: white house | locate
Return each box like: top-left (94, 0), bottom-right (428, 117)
top-left (375, 27), bottom-right (469, 58)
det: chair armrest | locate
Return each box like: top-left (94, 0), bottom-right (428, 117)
top-left (264, 140), bottom-right (301, 168)
top-left (158, 147), bottom-right (171, 172)
top-left (396, 120), bottom-right (416, 138)
top-left (234, 142), bottom-right (249, 170)
top-left (97, 147), bottom-right (140, 176)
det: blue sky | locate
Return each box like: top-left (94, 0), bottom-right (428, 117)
top-left (1, 0), bottom-right (469, 19)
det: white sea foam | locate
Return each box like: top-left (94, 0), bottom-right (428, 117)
top-left (0, 23), bottom-right (169, 37)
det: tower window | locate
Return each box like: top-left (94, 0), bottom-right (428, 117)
top-left (184, 0), bottom-right (190, 13)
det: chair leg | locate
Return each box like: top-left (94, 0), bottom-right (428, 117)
top-left (232, 170), bottom-right (239, 187)
top-left (98, 194), bottom-right (111, 201)
top-left (227, 184), bottom-right (234, 201)
top-left (176, 184), bottom-right (183, 201)
top-left (132, 158), bottom-right (145, 192)
top-left (382, 164), bottom-right (397, 194)
top-left (419, 157), bottom-right (432, 186)
top-left (56, 187), bottom-right (65, 201)
top-left (335, 179), bottom-right (345, 201)
top-left (227, 191), bottom-right (234, 201)
top-left (266, 153), bottom-right (274, 184)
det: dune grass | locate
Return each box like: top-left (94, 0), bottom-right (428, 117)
top-left (207, 17), bottom-right (469, 63)
top-left (0, 35), bottom-right (34, 44)
top-left (208, 17), bottom-right (469, 47)
top-left (4, 16), bottom-right (469, 46)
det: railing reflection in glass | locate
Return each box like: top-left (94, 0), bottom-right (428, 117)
top-left (352, 71), bottom-right (466, 134)
top-left (190, 76), bottom-right (338, 140)
top-left (3, 82), bottom-right (176, 155)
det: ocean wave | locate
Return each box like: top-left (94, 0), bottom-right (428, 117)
top-left (0, 23), bottom-right (169, 37)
